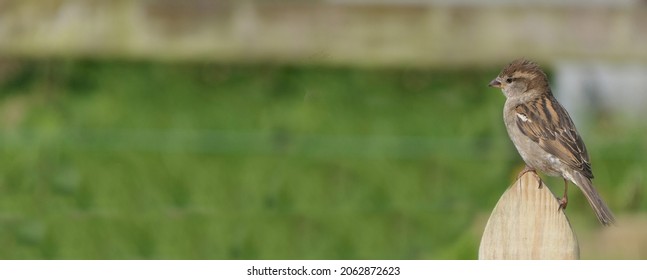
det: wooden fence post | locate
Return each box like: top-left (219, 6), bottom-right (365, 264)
top-left (479, 172), bottom-right (580, 259)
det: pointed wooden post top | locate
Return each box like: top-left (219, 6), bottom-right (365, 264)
top-left (479, 172), bottom-right (580, 260)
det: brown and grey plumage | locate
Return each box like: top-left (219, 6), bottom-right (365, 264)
top-left (489, 58), bottom-right (615, 226)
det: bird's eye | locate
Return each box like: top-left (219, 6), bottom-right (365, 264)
top-left (506, 78), bottom-right (513, 83)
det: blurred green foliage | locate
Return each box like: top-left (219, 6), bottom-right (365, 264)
top-left (0, 60), bottom-right (643, 259)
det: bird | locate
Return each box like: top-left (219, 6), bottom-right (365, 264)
top-left (488, 58), bottom-right (615, 226)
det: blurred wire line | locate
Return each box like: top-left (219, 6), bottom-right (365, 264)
top-left (6, 129), bottom-right (485, 160)
top-left (1, 128), bottom-right (641, 160)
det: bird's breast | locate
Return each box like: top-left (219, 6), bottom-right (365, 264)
top-left (503, 105), bottom-right (562, 177)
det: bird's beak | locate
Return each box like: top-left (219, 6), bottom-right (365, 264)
top-left (488, 78), bottom-right (502, 88)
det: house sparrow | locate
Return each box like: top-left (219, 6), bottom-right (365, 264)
top-left (489, 59), bottom-right (615, 226)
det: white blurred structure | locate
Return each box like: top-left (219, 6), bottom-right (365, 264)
top-left (555, 61), bottom-right (647, 124)
top-left (0, 0), bottom-right (646, 66)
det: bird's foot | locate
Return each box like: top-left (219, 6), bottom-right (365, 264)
top-left (558, 197), bottom-right (568, 211)
top-left (517, 166), bottom-right (542, 189)
top-left (558, 179), bottom-right (569, 211)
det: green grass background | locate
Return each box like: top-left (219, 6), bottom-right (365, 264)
top-left (0, 60), bottom-right (643, 259)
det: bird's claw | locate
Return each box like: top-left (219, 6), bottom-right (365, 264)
top-left (517, 166), bottom-right (542, 189)
top-left (558, 197), bottom-right (568, 211)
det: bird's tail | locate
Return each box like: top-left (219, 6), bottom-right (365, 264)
top-left (572, 172), bottom-right (616, 226)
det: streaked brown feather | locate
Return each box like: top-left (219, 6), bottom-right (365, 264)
top-left (499, 59), bottom-right (550, 92)
top-left (514, 96), bottom-right (593, 179)
top-left (500, 59), bottom-right (543, 77)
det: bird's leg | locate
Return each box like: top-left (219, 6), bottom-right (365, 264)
top-left (517, 165), bottom-right (542, 189)
top-left (558, 179), bottom-right (569, 211)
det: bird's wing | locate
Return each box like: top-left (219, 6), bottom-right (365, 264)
top-left (514, 96), bottom-right (593, 178)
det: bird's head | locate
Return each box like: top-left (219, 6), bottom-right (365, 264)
top-left (489, 59), bottom-right (551, 99)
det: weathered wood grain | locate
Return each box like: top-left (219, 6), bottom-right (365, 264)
top-left (479, 172), bottom-right (579, 260)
